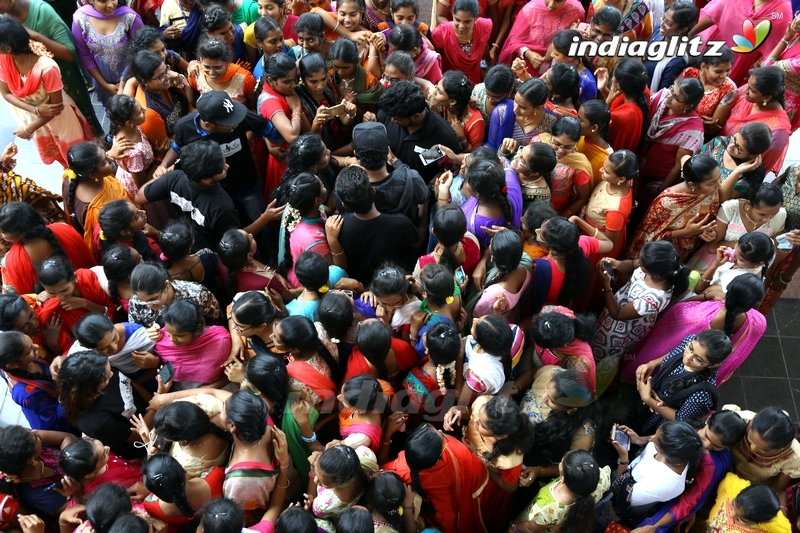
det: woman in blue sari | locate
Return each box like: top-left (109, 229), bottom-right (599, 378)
top-left (162, 0), bottom-right (204, 54)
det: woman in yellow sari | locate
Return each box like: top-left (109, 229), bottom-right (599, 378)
top-left (576, 100), bottom-right (612, 189)
top-left (707, 473), bottom-right (791, 533)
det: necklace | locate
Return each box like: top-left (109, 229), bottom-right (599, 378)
top-left (743, 205), bottom-right (764, 229)
top-left (555, 481), bottom-right (577, 503)
top-left (232, 439), bottom-right (263, 461)
top-left (369, 0), bottom-right (391, 17)
top-left (186, 436), bottom-right (210, 449)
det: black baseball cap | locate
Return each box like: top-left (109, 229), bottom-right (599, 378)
top-left (352, 122), bottom-right (389, 155)
top-left (196, 90), bottom-right (248, 127)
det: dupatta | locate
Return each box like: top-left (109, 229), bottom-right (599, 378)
top-left (154, 325), bottom-right (231, 383)
top-left (40, 269), bottom-right (115, 333)
top-left (282, 398), bottom-right (319, 482)
top-left (286, 359), bottom-right (336, 402)
top-left (80, 176), bottom-right (133, 252)
top-left (537, 132), bottom-right (594, 177)
top-left (414, 40), bottom-right (442, 82)
top-left (498, 0), bottom-right (584, 64)
top-left (0, 54), bottom-right (48, 98)
top-left (646, 89), bottom-right (704, 153)
top-left (352, 65), bottom-right (383, 108)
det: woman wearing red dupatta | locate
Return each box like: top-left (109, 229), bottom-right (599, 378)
top-left (721, 68), bottom-right (792, 176)
top-left (11, 295), bottom-right (74, 357)
top-left (383, 424), bottom-right (490, 533)
top-left (430, 3), bottom-right (492, 85)
top-left (0, 202), bottom-right (96, 296)
top-left (38, 263), bottom-right (117, 335)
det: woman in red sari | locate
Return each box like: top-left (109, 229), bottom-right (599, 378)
top-left (430, 0), bottom-right (492, 85)
top-left (0, 295), bottom-right (73, 357)
top-left (721, 66), bottom-right (791, 177)
top-left (0, 202), bottom-right (95, 296)
top-left (36, 255), bottom-right (117, 335)
top-left (258, 53), bottom-right (303, 195)
top-left (639, 78), bottom-right (705, 206)
top-left (596, 58), bottom-right (649, 154)
top-left (383, 423), bottom-right (491, 533)
top-left (344, 319), bottom-right (420, 391)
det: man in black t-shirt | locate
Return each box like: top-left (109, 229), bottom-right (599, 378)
top-left (136, 140), bottom-right (282, 251)
top-left (331, 166), bottom-right (422, 283)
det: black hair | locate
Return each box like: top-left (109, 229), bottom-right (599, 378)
top-left (131, 26), bottom-right (165, 55)
top-left (130, 262), bottom-right (169, 295)
top-left (197, 36), bottom-right (231, 62)
top-left (158, 219), bottom-right (194, 267)
top-left (162, 299), bottom-right (204, 334)
top-left (737, 232), bottom-right (774, 276)
top-left (337, 507), bottom-right (376, 532)
top-left (750, 66), bottom-right (786, 107)
top-left (738, 122), bottom-right (773, 156)
top-left (581, 99), bottom-right (611, 142)
top-left (317, 445), bottom-right (363, 485)
top-left (466, 158), bottom-right (512, 223)
top-left (277, 172), bottom-right (325, 275)
top-left (530, 309), bottom-right (595, 347)
top-left (517, 78), bottom-right (548, 107)
top-left (60, 438), bottom-right (101, 480)
top-left (255, 51), bottom-right (297, 103)
top-left (659, 330), bottom-right (730, 397)
top-left (0, 18), bottom-right (34, 54)
top-left (639, 240), bottom-right (691, 299)
top-left (431, 205), bottom-right (466, 273)
top-left (66, 142), bottom-right (104, 229)
top-left (107, 94), bottom-right (138, 142)
top-left (391, 0), bottom-right (418, 14)
top-left (342, 373), bottom-right (384, 412)
top-left (370, 265), bottom-right (409, 295)
top-left (231, 290), bottom-right (283, 330)
top-left (102, 244), bottom-right (140, 309)
top-left (723, 274), bottom-right (765, 336)
top-left (0, 331), bottom-right (51, 384)
top-left (470, 145), bottom-right (499, 163)
top-left (0, 295), bottom-right (32, 332)
top-left (366, 471), bottom-right (406, 532)
top-left (540, 217), bottom-right (590, 305)
top-left (294, 251), bottom-right (330, 296)
top-left (560, 450), bottom-right (601, 533)
top-left (424, 320), bottom-right (459, 389)
top-left (355, 320), bottom-right (392, 378)
top-left (0, 426), bottom-right (36, 478)
top-left (706, 410), bottom-right (747, 447)
top-left (385, 51), bottom-right (415, 77)
top-left (85, 483), bottom-right (132, 533)
top-left (142, 454), bottom-right (195, 518)
top-left (404, 424), bottom-right (441, 515)
top-left (550, 114), bottom-right (582, 142)
top-left (520, 142), bottom-right (558, 180)
top-left (378, 80), bottom-right (427, 117)
top-left (388, 24), bottom-right (422, 52)
top-left (676, 77), bottom-right (704, 108)
top-left (700, 44), bottom-right (734, 67)
top-left (295, 12), bottom-right (325, 37)
top-left (655, 420), bottom-right (704, 483)
top-left (419, 263), bottom-right (455, 307)
top-left (441, 70), bottom-right (473, 118)
top-left (592, 5), bottom-right (622, 29)
top-left (484, 64), bottom-right (515, 95)
top-left (255, 15), bottom-right (283, 43)
top-left (202, 4), bottom-right (233, 33)
top-left (481, 395), bottom-right (535, 462)
top-left (681, 154), bottom-right (720, 186)
top-left (751, 407), bottom-right (796, 450)
top-left (474, 315), bottom-right (513, 382)
top-left (553, 29), bottom-right (582, 56)
top-left (484, 230), bottom-right (523, 289)
top-left (747, 182), bottom-right (783, 210)
top-left (666, 1), bottom-right (698, 32)
top-left (336, 165), bottom-right (373, 214)
top-left (275, 507), bottom-right (317, 533)
top-left (318, 292), bottom-right (353, 363)
top-left (37, 254), bottom-right (75, 288)
top-left (225, 389), bottom-right (268, 442)
top-left (217, 229), bottom-right (250, 294)
top-left (74, 313), bottom-right (115, 349)
top-left (612, 58), bottom-right (650, 140)
top-left (329, 37), bottom-right (360, 66)
top-left (55, 351), bottom-right (110, 423)
top-left (606, 149), bottom-right (639, 180)
top-left (130, 50), bottom-right (164, 84)
top-left (278, 315), bottom-right (340, 381)
top-left (734, 484), bottom-right (780, 524)
top-left (155, 401), bottom-right (233, 445)
top-left (0, 202), bottom-right (66, 257)
top-left (245, 353), bottom-right (289, 428)
top-left (284, 134), bottom-right (328, 183)
top-left (98, 200), bottom-right (156, 262)
top-left (181, 140), bottom-right (226, 183)
top-left (200, 498), bottom-right (245, 533)
top-left (107, 514), bottom-right (149, 533)
top-left (548, 63), bottom-right (581, 111)
top-left (452, 0), bottom-right (479, 16)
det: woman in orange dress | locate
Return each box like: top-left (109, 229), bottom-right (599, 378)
top-left (576, 100), bottom-right (612, 189)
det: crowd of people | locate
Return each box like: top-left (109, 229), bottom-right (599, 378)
top-left (0, 0), bottom-right (799, 530)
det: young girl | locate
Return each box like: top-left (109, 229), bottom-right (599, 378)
top-left (71, 312), bottom-right (155, 381)
top-left (245, 0), bottom-right (298, 54)
top-left (202, 4), bottom-right (249, 66)
top-left (297, 57), bottom-right (358, 150)
top-left (289, 12), bottom-right (331, 60)
top-left (0, 18), bottom-right (94, 168)
top-left (154, 300), bottom-right (232, 389)
top-left (345, 318), bottom-right (419, 387)
top-left (507, 142), bottom-right (558, 212)
top-left (356, 266), bottom-right (419, 333)
top-left (463, 314), bottom-right (513, 396)
top-left (251, 16), bottom-right (287, 80)
top-left (218, 228), bottom-right (291, 297)
top-left (576, 100), bottom-right (613, 187)
top-left (287, 252), bottom-right (346, 320)
top-left (430, 0), bottom-right (491, 85)
top-left (429, 70), bottom-right (484, 152)
top-left (71, 0), bottom-right (144, 106)
top-left (415, 204), bottom-right (481, 278)
top-left (389, 24), bottom-right (441, 85)
top-left (689, 232), bottom-right (774, 300)
top-left (310, 444), bottom-right (377, 526)
top-left (679, 46), bottom-right (737, 139)
top-left (551, 30), bottom-right (597, 104)
top-left (190, 37), bottom-right (256, 107)
top-left (410, 264), bottom-right (460, 355)
top-left (328, 37), bottom-right (384, 110)
top-left (120, 26), bottom-right (190, 97)
top-left (513, 450), bottom-right (611, 533)
top-left (107, 94), bottom-right (171, 232)
top-left (471, 230), bottom-right (532, 323)
top-left (62, 141), bottom-right (131, 251)
top-left (707, 474), bottom-right (790, 532)
top-left (0, 331), bottom-right (73, 432)
top-left (339, 373), bottom-right (388, 453)
top-left (365, 471), bottom-right (418, 533)
top-left (96, 199), bottom-right (160, 264)
top-left (543, 63), bottom-right (581, 119)
top-left (94, 244), bottom-right (141, 315)
top-left (402, 320), bottom-right (460, 418)
top-left (378, 0), bottom-right (429, 41)
top-left (583, 149), bottom-right (636, 260)
top-left (59, 437), bottom-right (145, 498)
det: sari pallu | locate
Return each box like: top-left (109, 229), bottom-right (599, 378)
top-left (624, 188), bottom-right (719, 261)
top-left (328, 65), bottom-right (383, 110)
top-left (282, 398), bottom-right (319, 482)
top-left (18, 295), bottom-right (73, 356)
top-left (619, 300), bottom-right (766, 385)
top-left (224, 460), bottom-right (280, 526)
top-left (721, 89), bottom-right (791, 176)
top-left (41, 269), bottom-right (117, 331)
top-left (68, 176), bottom-right (133, 253)
top-left (535, 132), bottom-right (593, 214)
top-left (766, 57), bottom-right (800, 133)
top-left (1, 222), bottom-right (96, 296)
top-left (576, 138), bottom-right (612, 189)
top-left (296, 84), bottom-right (348, 151)
top-left (411, 39), bottom-right (444, 85)
top-left (286, 359), bottom-right (336, 404)
top-left (154, 325), bottom-right (231, 385)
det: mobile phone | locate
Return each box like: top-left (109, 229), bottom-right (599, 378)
top-left (612, 427), bottom-right (630, 450)
top-left (419, 145), bottom-right (446, 165)
top-left (158, 361), bottom-right (174, 384)
top-left (455, 266), bottom-right (467, 284)
top-left (323, 103), bottom-right (346, 117)
top-left (777, 233), bottom-right (794, 250)
top-left (602, 262), bottom-right (615, 281)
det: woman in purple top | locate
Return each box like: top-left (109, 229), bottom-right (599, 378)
top-left (460, 157), bottom-right (515, 249)
top-left (72, 0), bottom-right (143, 107)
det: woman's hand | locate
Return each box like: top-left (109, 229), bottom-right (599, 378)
top-left (59, 296), bottom-right (91, 311)
top-left (714, 245), bottom-right (733, 267)
top-left (736, 154), bottom-right (762, 174)
top-left (511, 57), bottom-right (530, 80)
top-left (616, 424), bottom-right (649, 447)
top-left (785, 229), bottom-right (800, 247)
top-left (410, 311), bottom-right (429, 337)
top-left (155, 372), bottom-right (173, 394)
top-left (360, 290), bottom-right (378, 307)
top-left (13, 125), bottom-right (33, 140)
top-left (439, 144), bottom-right (457, 162)
top-left (49, 355), bottom-right (64, 380)
top-left (0, 142), bottom-right (17, 168)
top-left (343, 100), bottom-right (357, 117)
top-left (443, 405), bottom-right (467, 431)
top-left (611, 438), bottom-right (629, 463)
top-left (18, 514), bottom-right (46, 533)
top-left (163, 24), bottom-right (183, 40)
top-left (224, 360), bottom-right (245, 383)
top-left (313, 106), bottom-right (333, 129)
top-left (636, 375), bottom-right (654, 404)
top-left (383, 411), bottom-right (409, 437)
top-left (699, 226), bottom-right (717, 242)
top-left (786, 12), bottom-right (800, 39)
top-left (127, 482), bottom-right (150, 502)
top-left (325, 214), bottom-right (343, 241)
top-left (103, 81), bottom-right (120, 95)
top-left (286, 94), bottom-right (302, 114)
top-left (499, 137), bottom-right (517, 156)
top-left (130, 413), bottom-right (153, 444)
top-left (132, 351), bottom-right (161, 369)
top-left (597, 258), bottom-right (614, 290)
top-left (53, 476), bottom-right (82, 498)
top-left (42, 315), bottom-right (63, 348)
top-left (518, 466), bottom-right (539, 487)
top-left (273, 426), bottom-right (290, 467)
top-left (449, 117), bottom-right (465, 140)
top-left (635, 360), bottom-right (658, 382)
top-left (107, 136), bottom-right (135, 160)
top-left (492, 293), bottom-right (508, 316)
top-left (472, 259), bottom-right (487, 291)
top-left (683, 213), bottom-right (714, 237)
top-left (58, 504), bottom-right (86, 529)
top-left (290, 399), bottom-right (313, 430)
top-left (594, 67), bottom-right (609, 93)
top-left (146, 324), bottom-right (162, 342)
top-left (436, 170), bottom-right (454, 200)
top-left (187, 60), bottom-right (201, 78)
top-left (37, 100), bottom-right (64, 118)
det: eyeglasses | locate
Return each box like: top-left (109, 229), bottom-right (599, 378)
top-left (151, 70), bottom-right (168, 83)
top-left (660, 14), bottom-right (675, 29)
top-left (485, 90), bottom-right (508, 104)
top-left (550, 138), bottom-right (576, 153)
top-left (381, 75), bottom-right (404, 85)
top-left (667, 85), bottom-right (689, 105)
top-left (513, 151), bottom-right (536, 175)
top-left (376, 297), bottom-right (405, 309)
top-left (728, 137), bottom-right (748, 156)
top-left (687, 341), bottom-right (709, 366)
top-left (141, 286), bottom-right (166, 306)
top-left (232, 320), bottom-right (257, 334)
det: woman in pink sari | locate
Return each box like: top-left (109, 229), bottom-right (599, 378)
top-left (619, 273), bottom-right (766, 385)
top-left (691, 0), bottom-right (791, 86)
top-left (153, 299), bottom-right (232, 389)
top-left (721, 66), bottom-right (791, 176)
top-left (762, 16), bottom-right (800, 133)
top-left (639, 78), bottom-right (705, 206)
top-left (498, 0), bottom-right (585, 75)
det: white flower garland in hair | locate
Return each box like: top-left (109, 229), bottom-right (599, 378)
top-left (435, 361), bottom-right (457, 394)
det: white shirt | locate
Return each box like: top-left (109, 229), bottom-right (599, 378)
top-left (628, 441), bottom-right (688, 508)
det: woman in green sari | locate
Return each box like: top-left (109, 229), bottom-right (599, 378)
top-left (0, 0), bottom-right (103, 136)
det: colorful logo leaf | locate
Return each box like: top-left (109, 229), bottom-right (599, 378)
top-left (731, 19), bottom-right (772, 53)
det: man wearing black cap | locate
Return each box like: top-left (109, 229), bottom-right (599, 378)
top-left (153, 91), bottom-right (281, 253)
top-left (334, 122), bottom-right (428, 229)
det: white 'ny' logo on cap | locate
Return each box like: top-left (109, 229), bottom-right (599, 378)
top-left (223, 99), bottom-right (234, 113)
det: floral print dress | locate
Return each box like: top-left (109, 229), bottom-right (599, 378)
top-left (115, 127), bottom-right (171, 230)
